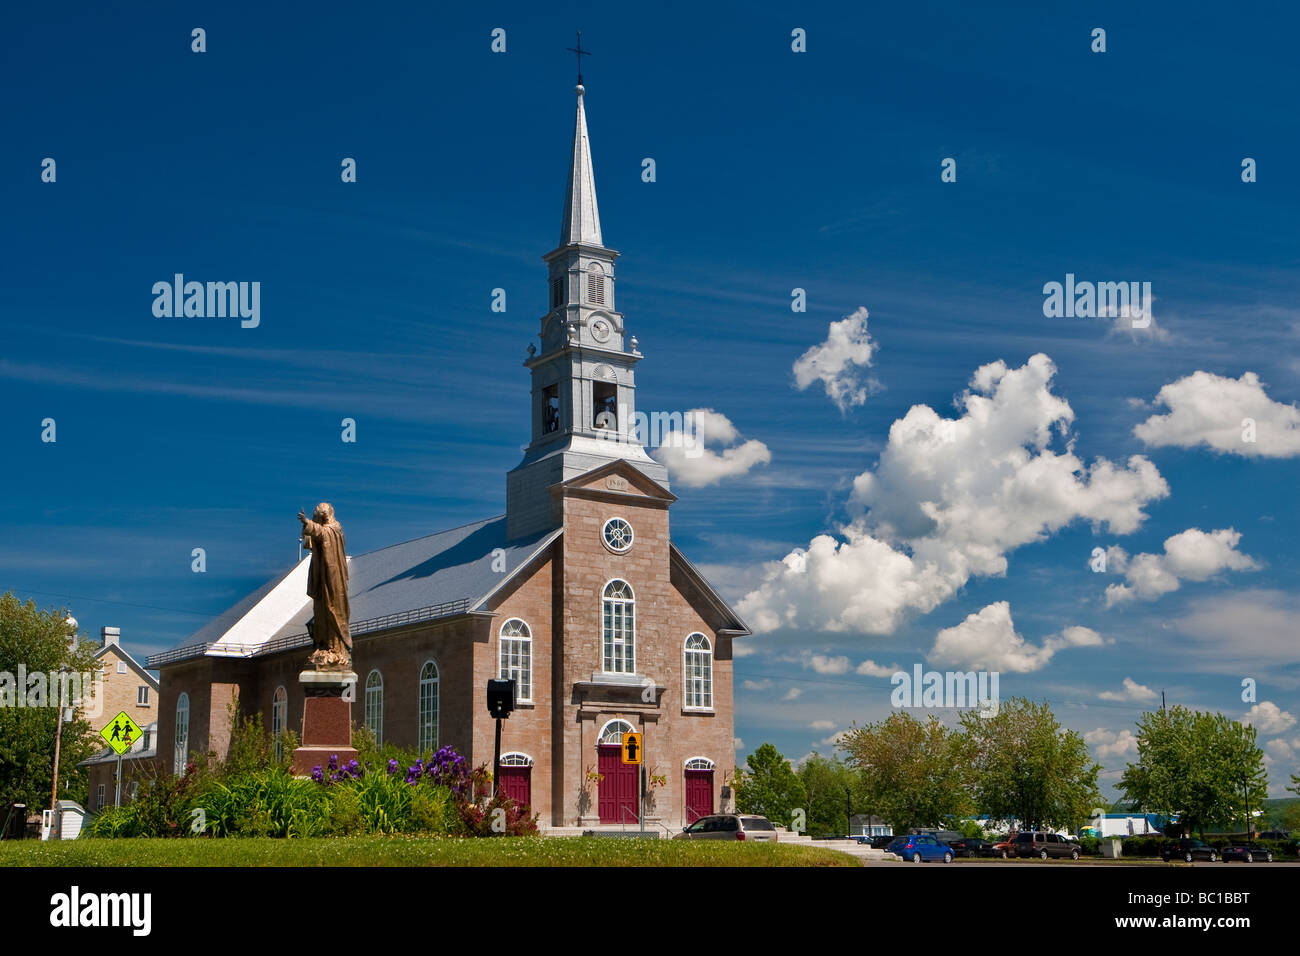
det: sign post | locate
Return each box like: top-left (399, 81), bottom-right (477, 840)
top-left (621, 731), bottom-right (644, 836)
top-left (99, 711), bottom-right (144, 808)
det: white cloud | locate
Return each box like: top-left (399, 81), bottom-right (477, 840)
top-left (927, 601), bottom-right (1105, 673)
top-left (741, 678), bottom-right (772, 691)
top-left (1104, 528), bottom-right (1259, 606)
top-left (856, 659), bottom-right (897, 677)
top-left (1243, 701), bottom-right (1297, 736)
top-left (739, 354), bottom-right (1169, 635)
top-left (816, 731), bottom-right (850, 748)
top-left (654, 408), bottom-right (771, 487)
top-left (1098, 677), bottom-right (1159, 702)
top-left (809, 720), bottom-right (836, 731)
top-left (1134, 370), bottom-right (1300, 457)
top-left (806, 654), bottom-right (851, 675)
top-left (732, 642), bottom-right (757, 658)
top-left (1264, 738), bottom-right (1293, 762)
top-left (792, 306), bottom-right (880, 411)
top-left (783, 687), bottom-right (803, 701)
top-left (733, 737), bottom-right (744, 751)
top-left (1085, 727), bottom-right (1138, 760)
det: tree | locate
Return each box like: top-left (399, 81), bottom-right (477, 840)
top-left (840, 711), bottom-right (970, 832)
top-left (734, 743), bottom-right (806, 827)
top-left (0, 593), bottom-right (100, 811)
top-left (796, 752), bottom-right (861, 836)
top-left (1119, 705), bottom-right (1267, 837)
top-left (958, 697), bottom-right (1101, 832)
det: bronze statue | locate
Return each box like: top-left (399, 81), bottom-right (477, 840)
top-left (298, 503), bottom-right (352, 670)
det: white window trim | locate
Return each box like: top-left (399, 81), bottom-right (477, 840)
top-left (597, 718), bottom-right (636, 746)
top-left (418, 660), bottom-right (440, 753)
top-left (117, 661), bottom-right (127, 674)
top-left (601, 578), bottom-right (636, 675)
top-left (499, 751), bottom-right (534, 767)
top-left (683, 632), bottom-right (714, 712)
top-left (365, 670), bottom-right (384, 747)
top-left (601, 516), bottom-right (634, 554)
top-left (684, 756), bottom-right (716, 771)
top-left (498, 619), bottom-right (533, 703)
top-left (173, 692), bottom-right (190, 775)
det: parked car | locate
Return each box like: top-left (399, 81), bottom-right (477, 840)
top-left (950, 837), bottom-right (995, 858)
top-left (990, 836), bottom-right (1017, 859)
top-left (674, 814), bottom-right (778, 842)
top-left (1221, 843), bottom-right (1273, 863)
top-left (856, 834), bottom-right (896, 847)
top-left (1012, 831), bottom-right (1081, 860)
top-left (1160, 838), bottom-right (1219, 862)
top-left (892, 833), bottom-right (955, 863)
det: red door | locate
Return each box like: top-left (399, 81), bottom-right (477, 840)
top-left (685, 770), bottom-right (714, 823)
top-left (598, 745), bottom-right (638, 824)
top-left (497, 765), bottom-right (531, 808)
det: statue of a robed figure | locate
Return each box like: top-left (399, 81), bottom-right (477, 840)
top-left (292, 502), bottom-right (359, 774)
top-left (298, 502), bottom-right (352, 670)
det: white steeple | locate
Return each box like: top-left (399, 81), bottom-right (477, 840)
top-left (560, 85), bottom-right (603, 248)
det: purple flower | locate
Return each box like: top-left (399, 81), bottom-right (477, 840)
top-left (328, 754), bottom-right (338, 772)
top-left (388, 758), bottom-right (399, 775)
top-left (311, 765), bottom-right (324, 783)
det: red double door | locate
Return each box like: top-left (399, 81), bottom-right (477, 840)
top-left (597, 745), bottom-right (639, 824)
top-left (685, 770), bottom-right (714, 822)
top-left (497, 765), bottom-right (531, 807)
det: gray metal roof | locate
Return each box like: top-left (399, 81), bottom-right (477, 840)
top-left (148, 516), bottom-right (559, 667)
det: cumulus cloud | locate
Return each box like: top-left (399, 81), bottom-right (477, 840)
top-left (1134, 370), bottom-right (1300, 457)
top-left (1104, 528), bottom-right (1259, 606)
top-left (1243, 701), bottom-right (1297, 736)
top-left (741, 678), bottom-right (772, 691)
top-left (1085, 727), bottom-right (1138, 760)
top-left (805, 654), bottom-right (851, 675)
top-left (792, 307), bottom-right (880, 411)
top-left (856, 659), bottom-right (898, 677)
top-left (739, 354), bottom-right (1169, 634)
top-left (654, 408), bottom-right (771, 487)
top-left (783, 687), bottom-right (803, 701)
top-left (927, 601), bottom-right (1104, 673)
top-left (733, 737), bottom-right (744, 751)
top-left (1098, 677), bottom-right (1159, 702)
top-left (809, 720), bottom-right (836, 731)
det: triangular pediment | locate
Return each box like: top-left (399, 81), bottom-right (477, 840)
top-left (555, 459), bottom-right (676, 503)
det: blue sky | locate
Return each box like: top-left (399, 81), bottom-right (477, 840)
top-left (3, 2), bottom-right (1298, 798)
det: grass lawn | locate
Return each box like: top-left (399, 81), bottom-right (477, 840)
top-left (0, 835), bottom-right (860, 867)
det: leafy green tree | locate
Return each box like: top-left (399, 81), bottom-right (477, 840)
top-left (0, 593), bottom-right (100, 811)
top-left (734, 743), bottom-right (806, 827)
top-left (840, 711), bottom-right (971, 832)
top-left (1119, 706), bottom-right (1267, 837)
top-left (796, 752), bottom-right (861, 836)
top-left (958, 697), bottom-right (1100, 831)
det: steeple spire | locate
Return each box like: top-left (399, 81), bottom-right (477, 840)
top-left (560, 80), bottom-right (603, 248)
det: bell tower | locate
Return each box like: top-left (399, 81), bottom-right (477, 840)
top-left (506, 81), bottom-right (669, 540)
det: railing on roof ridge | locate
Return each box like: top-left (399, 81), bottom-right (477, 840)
top-left (145, 597), bottom-right (475, 668)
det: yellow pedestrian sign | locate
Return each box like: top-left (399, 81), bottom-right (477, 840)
top-left (100, 711), bottom-right (143, 756)
top-left (621, 732), bottom-right (642, 765)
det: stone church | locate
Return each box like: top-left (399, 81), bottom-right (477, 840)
top-left (148, 81), bottom-right (748, 829)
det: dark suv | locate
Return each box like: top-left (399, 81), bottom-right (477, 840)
top-left (1161, 838), bottom-right (1219, 863)
top-left (1013, 831), bottom-right (1081, 860)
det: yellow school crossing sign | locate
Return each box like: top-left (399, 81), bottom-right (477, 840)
top-left (100, 711), bottom-right (143, 756)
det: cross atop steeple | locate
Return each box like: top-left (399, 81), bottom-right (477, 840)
top-left (566, 30), bottom-right (591, 86)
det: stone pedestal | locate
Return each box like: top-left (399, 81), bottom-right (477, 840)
top-left (291, 670), bottom-right (358, 775)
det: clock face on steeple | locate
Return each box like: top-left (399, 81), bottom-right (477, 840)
top-left (590, 318), bottom-right (611, 343)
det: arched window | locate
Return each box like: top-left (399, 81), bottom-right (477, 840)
top-left (173, 692), bottom-right (190, 775)
top-left (602, 580), bottom-right (635, 674)
top-left (418, 661), bottom-right (439, 754)
top-left (365, 670), bottom-right (384, 746)
top-left (598, 718), bottom-right (636, 745)
top-left (271, 686), bottom-right (288, 762)
top-left (684, 633), bottom-right (713, 710)
top-left (500, 752), bottom-right (533, 767)
top-left (499, 619), bottom-right (532, 702)
top-left (685, 756), bottom-right (716, 771)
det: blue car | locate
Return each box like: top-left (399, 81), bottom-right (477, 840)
top-left (892, 833), bottom-right (955, 863)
